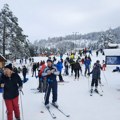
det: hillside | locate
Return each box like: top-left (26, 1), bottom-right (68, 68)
top-left (33, 27), bottom-right (120, 54)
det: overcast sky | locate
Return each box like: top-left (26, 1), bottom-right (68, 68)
top-left (0, 0), bottom-right (120, 42)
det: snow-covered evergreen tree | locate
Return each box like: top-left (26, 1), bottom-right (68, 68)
top-left (0, 4), bottom-right (30, 59)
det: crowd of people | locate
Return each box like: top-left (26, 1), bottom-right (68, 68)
top-left (0, 49), bottom-right (107, 120)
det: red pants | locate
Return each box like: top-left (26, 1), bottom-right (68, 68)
top-left (102, 65), bottom-right (106, 71)
top-left (5, 96), bottom-right (20, 120)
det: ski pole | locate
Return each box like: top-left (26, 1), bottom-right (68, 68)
top-left (99, 83), bottom-right (103, 92)
top-left (87, 76), bottom-right (90, 90)
top-left (20, 90), bottom-right (24, 95)
top-left (102, 71), bottom-right (108, 86)
top-left (19, 90), bottom-right (24, 120)
top-left (2, 88), bottom-right (4, 120)
top-left (98, 79), bottom-right (104, 92)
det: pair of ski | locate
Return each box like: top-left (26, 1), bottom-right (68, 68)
top-left (90, 90), bottom-right (103, 96)
top-left (45, 103), bottom-right (70, 119)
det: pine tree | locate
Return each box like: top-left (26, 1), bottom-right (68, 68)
top-left (0, 4), bottom-right (30, 59)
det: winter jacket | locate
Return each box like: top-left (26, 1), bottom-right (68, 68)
top-left (56, 62), bottom-right (63, 73)
top-left (32, 64), bottom-right (37, 71)
top-left (42, 66), bottom-right (59, 83)
top-left (22, 67), bottom-right (27, 75)
top-left (84, 59), bottom-right (91, 68)
top-left (74, 62), bottom-right (81, 70)
top-left (38, 64), bottom-right (46, 77)
top-left (0, 73), bottom-right (23, 100)
top-left (64, 60), bottom-right (69, 68)
top-left (70, 54), bottom-right (74, 59)
top-left (90, 63), bottom-right (101, 80)
top-left (69, 59), bottom-right (75, 65)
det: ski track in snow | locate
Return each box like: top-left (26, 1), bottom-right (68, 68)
top-left (0, 49), bottom-right (120, 120)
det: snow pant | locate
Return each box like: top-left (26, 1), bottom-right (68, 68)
top-left (39, 77), bottom-right (47, 92)
top-left (65, 66), bottom-right (69, 75)
top-left (74, 69), bottom-right (80, 78)
top-left (58, 72), bottom-right (63, 82)
top-left (44, 81), bottom-right (57, 105)
top-left (71, 65), bottom-right (74, 75)
top-left (91, 79), bottom-right (98, 87)
top-left (85, 66), bottom-right (90, 76)
top-left (5, 96), bottom-right (20, 120)
top-left (32, 70), bottom-right (36, 77)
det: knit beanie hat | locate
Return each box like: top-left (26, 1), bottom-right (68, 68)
top-left (5, 64), bottom-right (13, 71)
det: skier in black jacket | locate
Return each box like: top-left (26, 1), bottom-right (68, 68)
top-left (22, 65), bottom-right (28, 83)
top-left (0, 64), bottom-right (23, 120)
top-left (32, 63), bottom-right (37, 77)
top-left (73, 60), bottom-right (82, 80)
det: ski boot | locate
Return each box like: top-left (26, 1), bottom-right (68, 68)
top-left (90, 89), bottom-right (93, 94)
top-left (52, 102), bottom-right (59, 108)
top-left (45, 104), bottom-right (50, 109)
top-left (94, 89), bottom-right (99, 93)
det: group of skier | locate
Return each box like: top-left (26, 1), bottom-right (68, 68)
top-left (0, 49), bottom-right (107, 120)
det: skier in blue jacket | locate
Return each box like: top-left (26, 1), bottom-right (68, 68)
top-left (56, 61), bottom-right (64, 82)
top-left (84, 57), bottom-right (91, 76)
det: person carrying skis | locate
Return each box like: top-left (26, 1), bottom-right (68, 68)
top-left (88, 60), bottom-right (102, 94)
top-left (0, 64), bottom-right (23, 120)
top-left (42, 59), bottom-right (59, 108)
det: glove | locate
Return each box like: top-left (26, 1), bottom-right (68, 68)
top-left (47, 71), bottom-right (52, 75)
top-left (1, 84), bottom-right (4, 88)
top-left (19, 86), bottom-right (23, 91)
top-left (51, 69), bottom-right (55, 73)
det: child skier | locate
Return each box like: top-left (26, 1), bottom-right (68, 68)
top-left (88, 60), bottom-right (102, 94)
top-left (102, 60), bottom-right (106, 71)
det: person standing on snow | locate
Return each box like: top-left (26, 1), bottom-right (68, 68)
top-left (64, 58), bottom-right (69, 76)
top-left (88, 60), bottom-right (102, 94)
top-left (0, 64), bottom-right (23, 120)
top-left (84, 57), bottom-right (91, 76)
top-left (32, 63), bottom-right (37, 77)
top-left (38, 61), bottom-right (46, 92)
top-left (96, 50), bottom-right (99, 57)
top-left (56, 60), bottom-right (64, 82)
top-left (69, 58), bottom-right (75, 75)
top-left (73, 60), bottom-right (82, 80)
top-left (22, 65), bottom-right (28, 83)
top-left (42, 59), bottom-right (59, 108)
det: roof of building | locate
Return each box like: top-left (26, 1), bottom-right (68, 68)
top-left (0, 54), bottom-right (7, 61)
